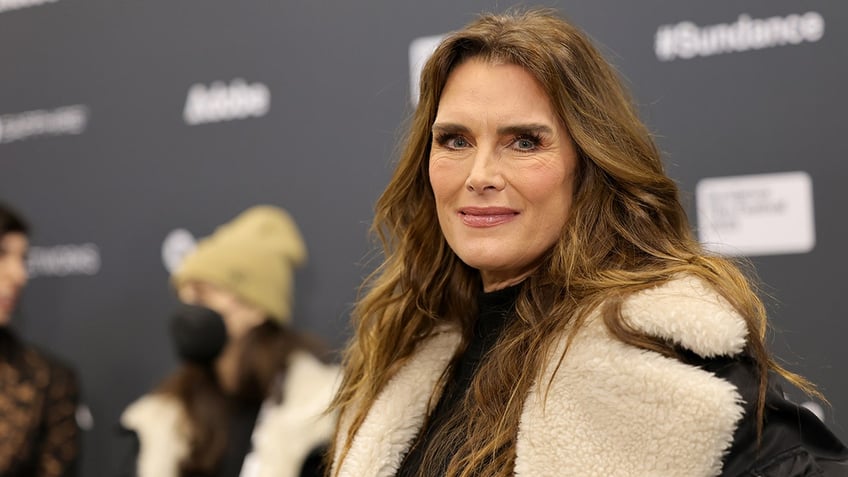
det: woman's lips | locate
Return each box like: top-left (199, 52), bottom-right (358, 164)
top-left (458, 207), bottom-right (519, 227)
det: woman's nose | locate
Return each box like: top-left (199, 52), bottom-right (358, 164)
top-left (465, 149), bottom-right (505, 193)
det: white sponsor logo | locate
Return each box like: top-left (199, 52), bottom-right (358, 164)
top-left (655, 12), bottom-right (825, 61)
top-left (0, 105), bottom-right (89, 144)
top-left (183, 78), bottom-right (271, 125)
top-left (75, 404), bottom-right (94, 431)
top-left (0, 0), bottom-right (58, 14)
top-left (696, 171), bottom-right (815, 257)
top-left (408, 34), bottom-right (446, 106)
top-left (28, 243), bottom-right (101, 278)
top-left (161, 228), bottom-right (197, 273)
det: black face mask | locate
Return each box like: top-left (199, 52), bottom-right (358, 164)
top-left (169, 303), bottom-right (227, 365)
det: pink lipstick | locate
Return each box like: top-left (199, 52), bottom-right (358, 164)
top-left (458, 207), bottom-right (519, 227)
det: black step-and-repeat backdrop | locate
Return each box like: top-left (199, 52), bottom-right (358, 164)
top-left (2, 1), bottom-right (845, 474)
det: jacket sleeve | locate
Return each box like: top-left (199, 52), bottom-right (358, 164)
top-left (37, 361), bottom-right (81, 477)
top-left (692, 354), bottom-right (848, 476)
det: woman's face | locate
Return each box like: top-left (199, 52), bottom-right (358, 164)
top-left (177, 281), bottom-right (265, 340)
top-left (0, 232), bottom-right (29, 325)
top-left (429, 58), bottom-right (578, 292)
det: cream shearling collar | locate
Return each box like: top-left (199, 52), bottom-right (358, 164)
top-left (122, 352), bottom-right (340, 477)
top-left (334, 275), bottom-right (749, 477)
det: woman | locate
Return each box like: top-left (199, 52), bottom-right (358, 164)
top-left (121, 205), bottom-right (339, 477)
top-left (0, 203), bottom-right (80, 477)
top-left (330, 9), bottom-right (848, 477)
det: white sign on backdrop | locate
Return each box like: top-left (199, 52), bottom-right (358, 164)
top-left (0, 105), bottom-right (89, 144)
top-left (654, 11), bottom-right (825, 62)
top-left (183, 79), bottom-right (270, 126)
top-left (28, 243), bottom-right (101, 278)
top-left (0, 0), bottom-right (58, 14)
top-left (161, 228), bottom-right (197, 273)
top-left (408, 34), bottom-right (446, 106)
top-left (696, 171), bottom-right (815, 256)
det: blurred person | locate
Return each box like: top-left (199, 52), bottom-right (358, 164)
top-left (0, 202), bottom-right (81, 477)
top-left (120, 205), bottom-right (339, 477)
top-left (330, 9), bottom-right (848, 477)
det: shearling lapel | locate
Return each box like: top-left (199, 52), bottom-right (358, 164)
top-left (334, 330), bottom-right (462, 477)
top-left (120, 394), bottom-right (189, 477)
top-left (515, 275), bottom-right (748, 477)
top-left (619, 275), bottom-right (748, 358)
top-left (250, 352), bottom-right (340, 477)
top-left (124, 354), bottom-right (340, 477)
top-left (335, 276), bottom-right (750, 477)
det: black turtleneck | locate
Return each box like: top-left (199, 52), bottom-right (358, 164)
top-left (396, 284), bottom-right (521, 477)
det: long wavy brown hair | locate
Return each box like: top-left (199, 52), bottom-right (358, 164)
top-left (331, 8), bottom-right (818, 477)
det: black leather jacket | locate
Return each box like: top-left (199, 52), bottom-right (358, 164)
top-left (688, 352), bottom-right (848, 476)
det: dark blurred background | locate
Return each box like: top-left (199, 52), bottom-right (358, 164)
top-left (1, 1), bottom-right (845, 475)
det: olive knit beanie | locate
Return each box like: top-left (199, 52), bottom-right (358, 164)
top-left (171, 205), bottom-right (307, 324)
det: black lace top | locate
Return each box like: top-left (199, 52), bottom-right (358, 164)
top-left (0, 327), bottom-right (80, 477)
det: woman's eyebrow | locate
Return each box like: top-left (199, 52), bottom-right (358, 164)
top-left (431, 123), bottom-right (553, 136)
top-left (496, 124), bottom-right (553, 136)
top-left (431, 122), bottom-right (470, 135)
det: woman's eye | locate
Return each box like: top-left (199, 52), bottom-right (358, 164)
top-left (449, 136), bottom-right (470, 149)
top-left (436, 134), bottom-right (470, 150)
top-left (514, 136), bottom-right (540, 151)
